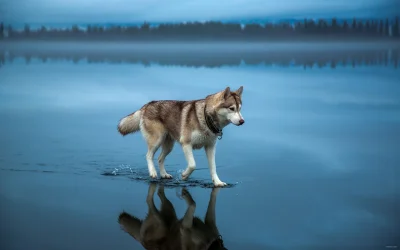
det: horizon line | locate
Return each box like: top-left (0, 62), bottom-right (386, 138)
top-left (3, 15), bottom-right (399, 29)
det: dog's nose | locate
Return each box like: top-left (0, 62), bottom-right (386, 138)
top-left (239, 119), bottom-right (245, 125)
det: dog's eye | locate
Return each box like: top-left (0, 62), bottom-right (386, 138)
top-left (229, 107), bottom-right (235, 111)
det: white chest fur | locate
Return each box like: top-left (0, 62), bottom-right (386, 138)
top-left (190, 130), bottom-right (215, 149)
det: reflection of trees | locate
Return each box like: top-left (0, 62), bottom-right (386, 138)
top-left (0, 47), bottom-right (398, 69)
top-left (0, 50), bottom-right (4, 69)
top-left (2, 16), bottom-right (399, 41)
top-left (0, 22), bottom-right (4, 40)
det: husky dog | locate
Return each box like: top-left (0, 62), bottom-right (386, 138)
top-left (117, 86), bottom-right (244, 187)
top-left (118, 183), bottom-right (227, 250)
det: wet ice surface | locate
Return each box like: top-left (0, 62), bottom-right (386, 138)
top-left (0, 42), bottom-right (399, 250)
top-left (101, 165), bottom-right (238, 188)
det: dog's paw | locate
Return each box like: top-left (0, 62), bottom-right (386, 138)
top-left (213, 181), bottom-right (227, 187)
top-left (181, 167), bottom-right (195, 181)
top-left (181, 188), bottom-right (195, 205)
top-left (161, 173), bottom-right (173, 179)
top-left (149, 183), bottom-right (157, 193)
top-left (211, 187), bottom-right (221, 195)
top-left (157, 185), bottom-right (165, 196)
top-left (181, 188), bottom-right (190, 197)
top-left (181, 173), bottom-right (188, 180)
top-left (149, 169), bottom-right (158, 179)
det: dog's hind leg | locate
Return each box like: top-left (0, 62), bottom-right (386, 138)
top-left (157, 135), bottom-right (174, 179)
top-left (158, 184), bottom-right (178, 226)
top-left (181, 188), bottom-right (196, 230)
top-left (142, 183), bottom-right (168, 242)
top-left (142, 120), bottom-right (166, 179)
top-left (146, 183), bottom-right (159, 214)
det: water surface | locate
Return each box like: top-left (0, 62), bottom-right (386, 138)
top-left (0, 43), bottom-right (399, 250)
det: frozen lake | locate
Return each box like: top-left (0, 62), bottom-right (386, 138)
top-left (0, 42), bottom-right (399, 250)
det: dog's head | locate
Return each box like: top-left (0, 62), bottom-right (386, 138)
top-left (208, 86), bottom-right (244, 126)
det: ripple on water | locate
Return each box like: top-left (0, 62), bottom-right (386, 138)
top-left (101, 164), bottom-right (238, 188)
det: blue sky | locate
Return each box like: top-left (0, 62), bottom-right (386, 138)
top-left (1, 0), bottom-right (399, 25)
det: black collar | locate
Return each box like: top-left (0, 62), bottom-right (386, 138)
top-left (204, 105), bottom-right (223, 140)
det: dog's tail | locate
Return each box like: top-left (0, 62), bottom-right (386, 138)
top-left (118, 211), bottom-right (142, 241)
top-left (118, 110), bottom-right (142, 136)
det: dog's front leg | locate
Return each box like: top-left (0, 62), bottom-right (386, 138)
top-left (205, 188), bottom-right (220, 233)
top-left (179, 188), bottom-right (196, 250)
top-left (181, 188), bottom-right (196, 229)
top-left (181, 144), bottom-right (196, 180)
top-left (205, 143), bottom-right (227, 187)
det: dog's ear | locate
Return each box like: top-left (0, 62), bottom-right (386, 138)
top-left (235, 86), bottom-right (243, 97)
top-left (222, 87), bottom-right (230, 100)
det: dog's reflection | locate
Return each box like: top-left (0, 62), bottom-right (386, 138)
top-left (118, 183), bottom-right (227, 250)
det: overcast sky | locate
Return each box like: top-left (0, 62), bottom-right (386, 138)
top-left (1, 0), bottom-right (399, 25)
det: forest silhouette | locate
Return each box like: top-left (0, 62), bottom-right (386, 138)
top-left (1, 16), bottom-right (399, 41)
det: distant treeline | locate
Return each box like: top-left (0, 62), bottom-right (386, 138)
top-left (0, 17), bottom-right (399, 41)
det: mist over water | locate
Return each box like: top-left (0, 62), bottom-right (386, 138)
top-left (0, 42), bottom-right (399, 250)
